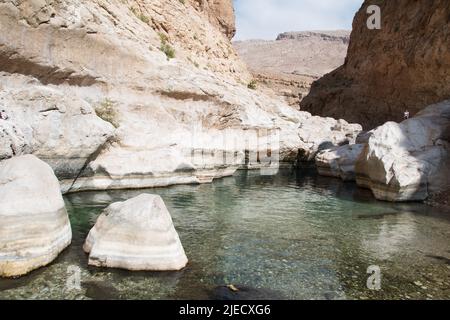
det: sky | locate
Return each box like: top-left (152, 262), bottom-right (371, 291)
top-left (233, 0), bottom-right (364, 40)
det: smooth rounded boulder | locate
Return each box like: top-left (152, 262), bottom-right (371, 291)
top-left (0, 155), bottom-right (72, 277)
top-left (83, 194), bottom-right (188, 271)
top-left (315, 144), bottom-right (364, 181)
top-left (355, 101), bottom-right (450, 201)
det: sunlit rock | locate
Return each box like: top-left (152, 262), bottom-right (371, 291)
top-left (0, 155), bottom-right (72, 277)
top-left (84, 194), bottom-right (188, 271)
top-left (355, 101), bottom-right (450, 201)
top-left (0, 0), bottom-right (362, 194)
top-left (316, 144), bottom-right (364, 181)
top-left (0, 119), bottom-right (30, 160)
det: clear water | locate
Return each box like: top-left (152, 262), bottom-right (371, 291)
top-left (1, 169), bottom-right (449, 300)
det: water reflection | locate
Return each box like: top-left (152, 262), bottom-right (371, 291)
top-left (362, 213), bottom-right (417, 260)
top-left (1, 169), bottom-right (449, 300)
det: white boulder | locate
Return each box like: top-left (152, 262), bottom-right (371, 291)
top-left (83, 194), bottom-right (188, 271)
top-left (355, 101), bottom-right (450, 201)
top-left (316, 144), bottom-right (365, 181)
top-left (0, 155), bottom-right (72, 277)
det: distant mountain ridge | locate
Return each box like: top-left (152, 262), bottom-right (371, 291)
top-left (276, 30), bottom-right (350, 43)
top-left (233, 30), bottom-right (350, 107)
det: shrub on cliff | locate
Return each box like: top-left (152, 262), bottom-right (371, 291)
top-left (247, 80), bottom-right (257, 90)
top-left (95, 99), bottom-right (120, 128)
top-left (159, 33), bottom-right (176, 60)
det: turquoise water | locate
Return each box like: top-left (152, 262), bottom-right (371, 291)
top-left (1, 169), bottom-right (449, 300)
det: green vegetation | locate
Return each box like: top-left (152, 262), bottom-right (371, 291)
top-left (159, 33), bottom-right (175, 60)
top-left (247, 80), bottom-right (258, 90)
top-left (130, 7), bottom-right (150, 25)
top-left (95, 99), bottom-right (120, 128)
top-left (159, 33), bottom-right (169, 43)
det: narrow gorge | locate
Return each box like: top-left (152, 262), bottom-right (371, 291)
top-left (0, 0), bottom-right (449, 301)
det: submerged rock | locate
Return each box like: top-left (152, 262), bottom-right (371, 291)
top-left (84, 194), bottom-right (188, 271)
top-left (0, 155), bottom-right (72, 278)
top-left (209, 285), bottom-right (286, 300)
top-left (82, 281), bottom-right (121, 300)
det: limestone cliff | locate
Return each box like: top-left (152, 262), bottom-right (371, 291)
top-left (0, 0), bottom-right (248, 82)
top-left (0, 0), bottom-right (361, 193)
top-left (191, 0), bottom-right (236, 39)
top-left (300, 0), bottom-right (450, 129)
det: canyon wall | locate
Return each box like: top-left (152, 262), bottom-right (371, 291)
top-left (300, 0), bottom-right (450, 129)
top-left (0, 0), bottom-right (361, 193)
top-left (191, 0), bottom-right (236, 39)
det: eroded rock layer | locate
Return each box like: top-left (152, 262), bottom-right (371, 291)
top-left (0, 0), bottom-right (361, 193)
top-left (84, 194), bottom-right (188, 271)
top-left (0, 155), bottom-right (72, 277)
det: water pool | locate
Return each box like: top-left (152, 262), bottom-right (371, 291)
top-left (1, 169), bottom-right (449, 300)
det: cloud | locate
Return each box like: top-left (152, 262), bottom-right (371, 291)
top-left (234, 0), bottom-right (364, 40)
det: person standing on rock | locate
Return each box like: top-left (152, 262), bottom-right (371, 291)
top-left (404, 110), bottom-right (410, 120)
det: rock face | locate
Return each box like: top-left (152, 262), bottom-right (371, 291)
top-left (316, 101), bottom-right (450, 202)
top-left (68, 102), bottom-right (361, 192)
top-left (301, 1), bottom-right (450, 129)
top-left (0, 72), bottom-right (115, 180)
top-left (0, 155), bottom-right (72, 277)
top-left (0, 0), bottom-right (361, 193)
top-left (0, 119), bottom-right (29, 160)
top-left (191, 0), bottom-right (236, 39)
top-left (83, 194), bottom-right (188, 271)
top-left (316, 144), bottom-right (364, 181)
top-left (234, 31), bottom-right (350, 107)
top-left (355, 101), bottom-right (450, 201)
